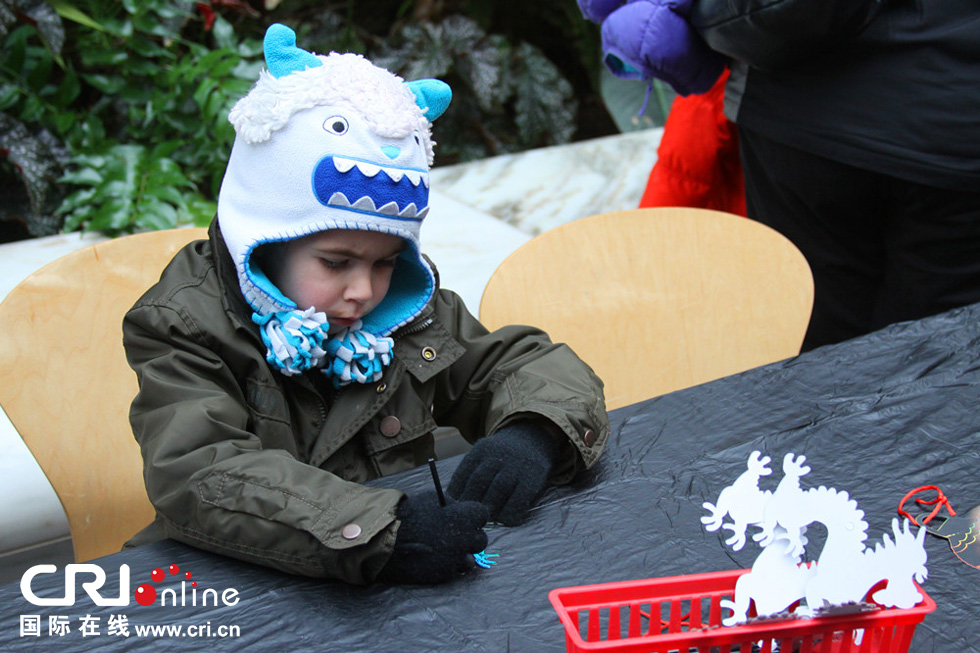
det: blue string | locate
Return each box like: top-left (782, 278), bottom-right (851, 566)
top-left (638, 80), bottom-right (654, 117)
top-left (474, 551), bottom-right (499, 569)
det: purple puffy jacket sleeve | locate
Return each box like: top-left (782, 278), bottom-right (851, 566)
top-left (585, 0), bottom-right (728, 96)
top-left (578, 0), bottom-right (627, 23)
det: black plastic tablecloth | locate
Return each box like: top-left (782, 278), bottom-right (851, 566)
top-left (3, 304), bottom-right (980, 651)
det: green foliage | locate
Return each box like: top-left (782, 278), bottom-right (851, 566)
top-left (58, 143), bottom-right (204, 235)
top-left (1, 0), bottom-right (615, 239)
top-left (0, 112), bottom-right (66, 236)
top-left (1, 2), bottom-right (72, 237)
top-left (0, 0), bottom-right (262, 237)
top-left (363, 15), bottom-right (578, 162)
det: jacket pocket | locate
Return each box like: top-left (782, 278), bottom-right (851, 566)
top-left (361, 384), bottom-right (438, 456)
top-left (245, 378), bottom-right (297, 452)
top-left (245, 378), bottom-right (289, 420)
top-left (361, 382), bottom-right (439, 476)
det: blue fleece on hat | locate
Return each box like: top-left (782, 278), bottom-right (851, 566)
top-left (361, 245), bottom-right (433, 335)
top-left (264, 23), bottom-right (322, 78)
top-left (406, 79), bottom-right (452, 120)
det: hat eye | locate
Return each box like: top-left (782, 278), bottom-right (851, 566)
top-left (323, 116), bottom-right (349, 135)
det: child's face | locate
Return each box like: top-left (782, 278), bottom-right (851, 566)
top-left (266, 229), bottom-right (404, 333)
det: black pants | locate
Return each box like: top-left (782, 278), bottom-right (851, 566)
top-left (739, 126), bottom-right (980, 351)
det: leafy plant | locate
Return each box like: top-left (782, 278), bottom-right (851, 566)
top-left (270, 1), bottom-right (600, 162)
top-left (0, 0), bottom-right (263, 238)
top-left (1, 1), bottom-right (73, 237)
top-left (58, 143), bottom-right (207, 235)
top-left (1, 0), bottom-right (619, 240)
top-left (0, 112), bottom-right (67, 237)
top-left (335, 14), bottom-right (576, 163)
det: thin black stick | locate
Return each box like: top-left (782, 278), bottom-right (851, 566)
top-left (428, 458), bottom-right (447, 506)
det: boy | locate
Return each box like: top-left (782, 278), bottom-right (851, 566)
top-left (123, 24), bottom-right (608, 585)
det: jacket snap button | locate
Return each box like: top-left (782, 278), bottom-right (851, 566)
top-left (376, 382), bottom-right (387, 393)
top-left (380, 415), bottom-right (401, 438)
top-left (583, 429), bottom-right (597, 447)
top-left (421, 346), bottom-right (437, 361)
top-left (341, 524), bottom-right (362, 540)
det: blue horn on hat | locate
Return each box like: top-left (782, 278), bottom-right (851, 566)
top-left (264, 23), bottom-right (321, 78)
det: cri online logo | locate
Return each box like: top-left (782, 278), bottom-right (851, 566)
top-left (21, 563), bottom-right (239, 608)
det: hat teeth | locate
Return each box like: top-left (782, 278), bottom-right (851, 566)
top-left (351, 196), bottom-right (378, 212)
top-left (422, 174), bottom-right (430, 189)
top-left (404, 170), bottom-right (422, 187)
top-left (333, 157), bottom-right (357, 173)
top-left (398, 203), bottom-right (418, 218)
top-left (383, 167), bottom-right (405, 183)
top-left (355, 161), bottom-right (381, 178)
top-left (416, 206), bottom-right (429, 220)
top-left (328, 192), bottom-right (351, 207)
top-left (377, 201), bottom-right (400, 216)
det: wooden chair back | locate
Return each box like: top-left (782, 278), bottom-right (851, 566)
top-left (0, 228), bottom-right (208, 562)
top-left (479, 208), bottom-right (813, 410)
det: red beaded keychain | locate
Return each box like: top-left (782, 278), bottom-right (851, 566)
top-left (899, 485), bottom-right (980, 569)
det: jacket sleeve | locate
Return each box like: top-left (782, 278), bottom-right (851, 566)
top-left (123, 300), bottom-right (400, 583)
top-left (590, 0), bottom-right (727, 95)
top-left (688, 0), bottom-right (887, 71)
top-left (428, 290), bottom-right (610, 483)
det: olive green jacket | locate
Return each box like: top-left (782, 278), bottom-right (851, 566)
top-left (123, 222), bottom-right (608, 584)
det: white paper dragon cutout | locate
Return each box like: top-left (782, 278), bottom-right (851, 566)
top-left (702, 452), bottom-right (928, 626)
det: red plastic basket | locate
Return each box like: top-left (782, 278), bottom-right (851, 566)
top-left (549, 569), bottom-right (935, 653)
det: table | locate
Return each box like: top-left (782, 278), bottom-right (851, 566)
top-left (3, 302), bottom-right (979, 652)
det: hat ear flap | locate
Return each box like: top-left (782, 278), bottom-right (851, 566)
top-left (406, 79), bottom-right (452, 120)
top-left (264, 23), bottom-right (322, 78)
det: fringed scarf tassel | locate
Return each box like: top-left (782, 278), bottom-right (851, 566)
top-left (253, 308), bottom-right (393, 387)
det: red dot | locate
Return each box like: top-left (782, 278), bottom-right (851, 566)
top-left (169, 564), bottom-right (180, 575)
top-left (135, 584), bottom-right (157, 606)
top-left (150, 568), bottom-right (164, 583)
top-left (192, 582), bottom-right (197, 587)
top-left (184, 571), bottom-right (192, 579)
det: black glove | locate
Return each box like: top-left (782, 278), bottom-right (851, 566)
top-left (378, 490), bottom-right (489, 585)
top-left (447, 419), bottom-right (560, 526)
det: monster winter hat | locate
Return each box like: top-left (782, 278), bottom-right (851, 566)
top-left (217, 23), bottom-right (451, 386)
